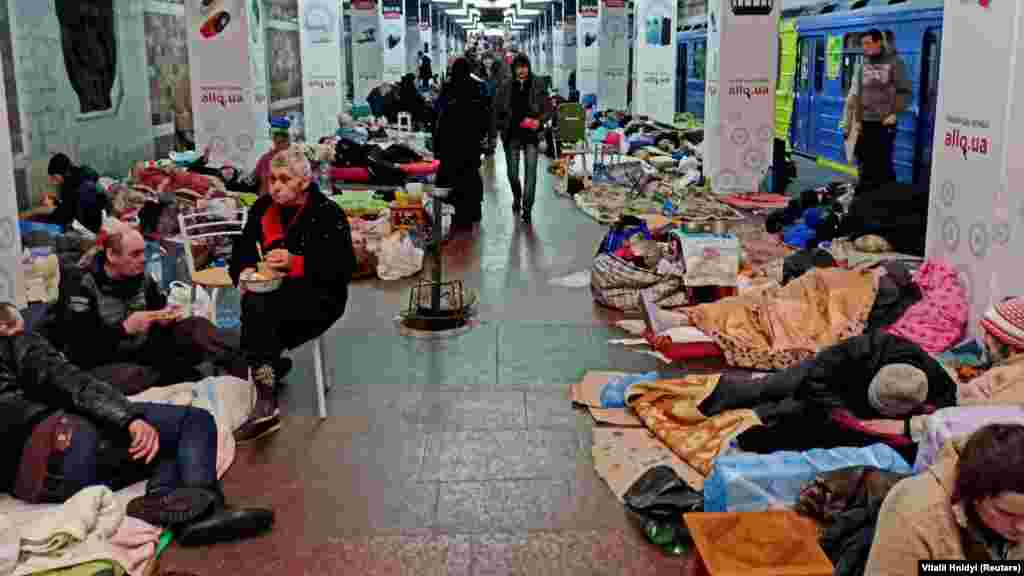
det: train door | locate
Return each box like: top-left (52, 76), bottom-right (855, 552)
top-left (678, 42), bottom-right (688, 114)
top-left (915, 27), bottom-right (941, 187)
top-left (792, 35), bottom-right (826, 154)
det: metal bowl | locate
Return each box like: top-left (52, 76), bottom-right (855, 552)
top-left (241, 270), bottom-right (283, 293)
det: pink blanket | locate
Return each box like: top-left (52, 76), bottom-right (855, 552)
top-left (886, 261), bottom-right (968, 354)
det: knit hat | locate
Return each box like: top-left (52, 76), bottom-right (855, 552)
top-left (980, 297), bottom-right (1024, 351)
top-left (269, 117), bottom-right (291, 137)
top-left (48, 153), bottom-right (72, 176)
top-left (867, 363), bottom-right (929, 417)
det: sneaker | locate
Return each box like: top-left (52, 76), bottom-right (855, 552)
top-left (126, 487), bottom-right (216, 528)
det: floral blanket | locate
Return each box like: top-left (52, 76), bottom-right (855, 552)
top-left (626, 375), bottom-right (762, 476)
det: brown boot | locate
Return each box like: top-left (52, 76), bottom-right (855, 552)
top-left (234, 364), bottom-right (281, 443)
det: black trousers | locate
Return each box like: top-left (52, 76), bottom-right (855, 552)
top-left (91, 317), bottom-right (248, 396)
top-left (241, 282), bottom-right (344, 366)
top-left (856, 122), bottom-right (896, 188)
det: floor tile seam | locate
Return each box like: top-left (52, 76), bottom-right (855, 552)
top-left (431, 476), bottom-right (572, 486)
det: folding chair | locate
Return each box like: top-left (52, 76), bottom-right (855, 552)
top-left (557, 102), bottom-right (591, 194)
top-left (178, 206), bottom-right (333, 420)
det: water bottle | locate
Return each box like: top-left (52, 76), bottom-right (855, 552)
top-left (214, 287), bottom-right (241, 329)
top-left (145, 241), bottom-right (163, 288)
top-left (319, 161), bottom-right (331, 195)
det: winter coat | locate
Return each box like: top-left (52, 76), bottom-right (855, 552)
top-left (0, 331), bottom-right (142, 492)
top-left (865, 439), bottom-right (1024, 574)
top-left (703, 331), bottom-right (957, 457)
top-left (48, 165), bottom-right (105, 234)
top-left (433, 77), bottom-right (489, 164)
top-left (41, 253), bottom-right (167, 369)
top-left (493, 75), bottom-right (547, 140)
top-left (795, 466), bottom-right (909, 576)
top-left (228, 184), bottom-right (356, 313)
top-left (701, 331), bottom-right (957, 423)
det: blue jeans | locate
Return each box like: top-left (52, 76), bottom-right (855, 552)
top-left (504, 138), bottom-right (539, 213)
top-left (56, 403), bottom-right (218, 498)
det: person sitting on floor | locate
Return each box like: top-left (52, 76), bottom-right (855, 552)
top-left (37, 224), bottom-right (276, 442)
top-left (865, 423), bottom-right (1024, 573)
top-left (228, 144), bottom-right (356, 427)
top-left (20, 153), bottom-right (106, 234)
top-left (0, 303), bottom-right (273, 546)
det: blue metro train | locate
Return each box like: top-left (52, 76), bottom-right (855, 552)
top-left (676, 0), bottom-right (943, 188)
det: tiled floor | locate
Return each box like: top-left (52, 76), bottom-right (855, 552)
top-left (160, 151), bottom-right (834, 574)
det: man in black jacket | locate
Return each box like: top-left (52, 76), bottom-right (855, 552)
top-left (493, 53), bottom-right (547, 224)
top-left (698, 330), bottom-right (958, 452)
top-left (0, 304), bottom-right (272, 546)
top-left (41, 227), bottom-right (255, 433)
top-left (229, 144), bottom-right (356, 426)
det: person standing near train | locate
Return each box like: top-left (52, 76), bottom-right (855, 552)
top-left (846, 29), bottom-right (911, 189)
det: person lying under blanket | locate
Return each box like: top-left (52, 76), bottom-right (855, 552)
top-left (865, 423), bottom-right (1024, 573)
top-left (0, 303), bottom-right (273, 546)
top-left (693, 329), bottom-right (958, 454)
top-left (861, 296), bottom-right (1024, 442)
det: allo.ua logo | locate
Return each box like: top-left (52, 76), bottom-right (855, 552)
top-left (945, 128), bottom-right (991, 159)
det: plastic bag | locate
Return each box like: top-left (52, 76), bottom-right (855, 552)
top-left (624, 465), bottom-right (704, 556)
top-left (377, 230), bottom-right (424, 281)
top-left (423, 196), bottom-right (455, 241)
top-left (168, 280), bottom-right (212, 320)
top-left (703, 444), bottom-right (911, 513)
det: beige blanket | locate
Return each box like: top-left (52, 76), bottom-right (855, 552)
top-left (0, 375), bottom-right (253, 576)
top-left (687, 267), bottom-right (879, 370)
top-left (0, 486), bottom-right (159, 576)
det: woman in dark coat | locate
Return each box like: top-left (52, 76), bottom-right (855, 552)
top-left (433, 57), bottom-right (489, 231)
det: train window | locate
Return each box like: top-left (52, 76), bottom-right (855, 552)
top-left (814, 37), bottom-right (825, 93)
top-left (692, 40), bottom-right (706, 81)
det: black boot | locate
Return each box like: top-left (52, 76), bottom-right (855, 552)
top-left (126, 487), bottom-right (216, 528)
top-left (176, 487), bottom-right (275, 547)
top-left (234, 364), bottom-right (281, 443)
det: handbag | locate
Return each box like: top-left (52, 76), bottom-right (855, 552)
top-left (14, 412), bottom-right (79, 504)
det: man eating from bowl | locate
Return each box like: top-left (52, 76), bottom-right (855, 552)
top-left (38, 224), bottom-right (253, 426)
top-left (229, 144), bottom-right (356, 432)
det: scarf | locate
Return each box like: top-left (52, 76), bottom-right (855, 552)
top-left (261, 200), bottom-right (307, 278)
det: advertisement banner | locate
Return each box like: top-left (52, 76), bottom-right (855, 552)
top-left (632, 0), bottom-right (676, 123)
top-left (0, 51), bottom-right (23, 308)
top-left (926, 0), bottom-right (1023, 336)
top-left (577, 0), bottom-right (599, 101)
top-left (248, 0), bottom-right (269, 153)
top-left (380, 0), bottom-right (405, 82)
top-left (299, 0), bottom-right (343, 142)
top-left (431, 12), bottom-right (441, 75)
top-left (351, 0), bottom-right (382, 104)
top-left (187, 0), bottom-right (263, 169)
top-left (599, 0), bottom-right (628, 110)
top-left (703, 0), bottom-right (779, 194)
top-left (545, 9), bottom-right (555, 77)
top-left (563, 11), bottom-right (578, 97)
